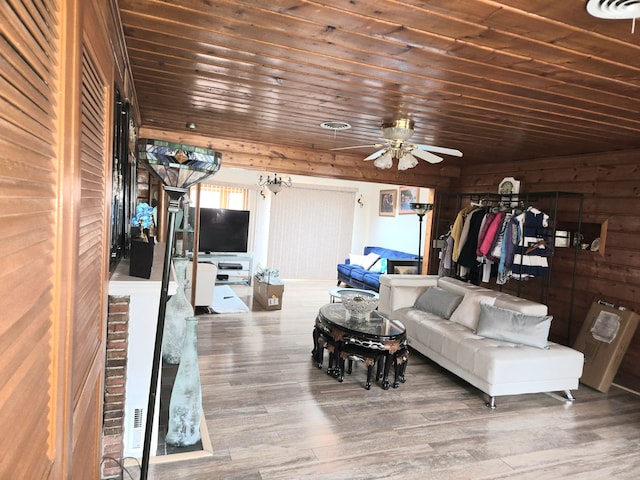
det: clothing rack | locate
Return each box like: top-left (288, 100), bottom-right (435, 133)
top-left (431, 191), bottom-right (584, 343)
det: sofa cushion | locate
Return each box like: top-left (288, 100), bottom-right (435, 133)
top-left (350, 268), bottom-right (369, 282)
top-left (337, 262), bottom-right (359, 277)
top-left (362, 272), bottom-right (382, 291)
top-left (414, 286), bottom-right (463, 320)
top-left (437, 276), bottom-right (490, 297)
top-left (449, 292), bottom-right (497, 331)
top-left (476, 303), bottom-right (552, 349)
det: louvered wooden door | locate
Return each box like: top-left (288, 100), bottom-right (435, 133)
top-left (1, 1), bottom-right (113, 478)
top-left (0, 0), bottom-right (62, 477)
top-left (70, 39), bottom-right (110, 478)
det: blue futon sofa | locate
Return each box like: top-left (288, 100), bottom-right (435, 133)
top-left (337, 246), bottom-right (418, 292)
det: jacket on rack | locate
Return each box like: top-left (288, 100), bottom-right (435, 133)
top-left (511, 207), bottom-right (553, 278)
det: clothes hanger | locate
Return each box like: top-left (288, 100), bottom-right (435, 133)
top-left (470, 198), bottom-right (487, 208)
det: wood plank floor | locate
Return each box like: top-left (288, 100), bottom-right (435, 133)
top-left (130, 280), bottom-right (640, 480)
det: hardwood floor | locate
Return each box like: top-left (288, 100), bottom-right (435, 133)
top-left (131, 280), bottom-right (640, 479)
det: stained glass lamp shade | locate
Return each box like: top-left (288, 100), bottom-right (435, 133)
top-left (137, 139), bottom-right (222, 190)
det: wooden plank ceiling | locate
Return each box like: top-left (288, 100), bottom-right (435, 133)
top-left (118, 0), bottom-right (640, 180)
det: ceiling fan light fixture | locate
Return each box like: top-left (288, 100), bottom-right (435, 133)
top-left (398, 153), bottom-right (418, 170)
top-left (373, 152), bottom-right (393, 169)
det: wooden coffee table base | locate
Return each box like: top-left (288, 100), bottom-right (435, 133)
top-left (312, 303), bottom-right (408, 390)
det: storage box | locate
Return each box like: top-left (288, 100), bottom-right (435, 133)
top-left (573, 302), bottom-right (639, 392)
top-left (253, 281), bottom-right (284, 311)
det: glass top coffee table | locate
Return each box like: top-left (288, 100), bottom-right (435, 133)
top-left (328, 287), bottom-right (379, 303)
top-left (312, 303), bottom-right (408, 390)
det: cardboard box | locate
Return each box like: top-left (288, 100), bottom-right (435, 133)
top-left (253, 281), bottom-right (284, 311)
top-left (573, 302), bottom-right (639, 392)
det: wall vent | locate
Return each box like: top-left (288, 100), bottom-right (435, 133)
top-left (129, 407), bottom-right (144, 451)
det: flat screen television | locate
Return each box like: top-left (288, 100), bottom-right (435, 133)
top-left (196, 207), bottom-right (250, 253)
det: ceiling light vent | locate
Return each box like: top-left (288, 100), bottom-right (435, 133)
top-left (320, 121), bottom-right (351, 131)
top-left (586, 0), bottom-right (640, 19)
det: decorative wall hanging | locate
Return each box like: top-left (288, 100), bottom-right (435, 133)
top-left (379, 189), bottom-right (397, 216)
top-left (399, 186), bottom-right (419, 214)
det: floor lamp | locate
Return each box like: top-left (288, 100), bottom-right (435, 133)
top-left (137, 139), bottom-right (221, 480)
top-left (410, 202), bottom-right (433, 274)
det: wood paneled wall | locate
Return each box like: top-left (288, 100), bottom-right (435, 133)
top-left (445, 150), bottom-right (640, 392)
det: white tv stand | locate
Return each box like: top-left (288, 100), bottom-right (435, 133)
top-left (196, 253), bottom-right (252, 286)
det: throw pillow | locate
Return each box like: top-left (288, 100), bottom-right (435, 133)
top-left (476, 303), bottom-right (552, 349)
top-left (449, 292), bottom-right (496, 331)
top-left (349, 253), bottom-right (367, 267)
top-left (361, 252), bottom-right (380, 270)
top-left (368, 257), bottom-right (387, 274)
top-left (414, 286), bottom-right (464, 319)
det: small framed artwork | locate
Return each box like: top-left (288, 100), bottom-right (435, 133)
top-left (398, 186), bottom-right (419, 214)
top-left (379, 189), bottom-right (397, 216)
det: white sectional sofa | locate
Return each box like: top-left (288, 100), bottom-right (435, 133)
top-left (379, 275), bottom-right (584, 407)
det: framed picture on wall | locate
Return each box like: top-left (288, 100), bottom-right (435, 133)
top-left (379, 189), bottom-right (397, 216)
top-left (398, 186), bottom-right (419, 214)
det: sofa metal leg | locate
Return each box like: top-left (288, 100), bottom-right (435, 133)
top-left (485, 396), bottom-right (496, 409)
top-left (545, 390), bottom-right (577, 404)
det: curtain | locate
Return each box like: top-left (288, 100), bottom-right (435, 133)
top-left (267, 186), bottom-right (355, 279)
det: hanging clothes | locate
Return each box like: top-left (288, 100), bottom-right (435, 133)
top-left (511, 207), bottom-right (554, 279)
top-left (450, 205), bottom-right (477, 263)
top-left (457, 209), bottom-right (485, 268)
top-left (438, 234), bottom-right (454, 277)
top-left (497, 215), bottom-right (521, 285)
top-left (487, 212), bottom-right (513, 264)
top-left (477, 210), bottom-right (506, 257)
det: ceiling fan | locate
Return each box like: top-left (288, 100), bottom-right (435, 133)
top-left (331, 118), bottom-right (463, 170)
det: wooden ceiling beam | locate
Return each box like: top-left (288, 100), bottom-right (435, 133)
top-left (138, 127), bottom-right (459, 188)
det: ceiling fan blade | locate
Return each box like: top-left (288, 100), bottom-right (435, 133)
top-left (364, 149), bottom-right (387, 161)
top-left (330, 143), bottom-right (385, 151)
top-left (415, 144), bottom-right (463, 157)
top-left (411, 148), bottom-right (443, 164)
